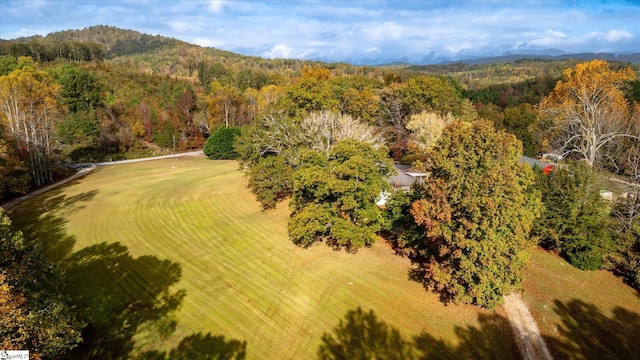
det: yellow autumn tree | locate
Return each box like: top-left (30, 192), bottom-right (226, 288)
top-left (537, 60), bottom-right (637, 167)
top-left (0, 65), bottom-right (60, 186)
top-left (406, 111), bottom-right (454, 151)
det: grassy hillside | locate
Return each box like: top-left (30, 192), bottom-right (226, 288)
top-left (524, 249), bottom-right (640, 359)
top-left (9, 158), bottom-right (515, 359)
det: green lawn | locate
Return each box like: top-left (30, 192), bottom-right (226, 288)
top-left (524, 249), bottom-right (640, 359)
top-left (9, 158), bottom-right (515, 359)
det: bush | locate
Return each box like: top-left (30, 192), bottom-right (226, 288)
top-left (204, 126), bottom-right (241, 159)
top-left (567, 243), bottom-right (605, 271)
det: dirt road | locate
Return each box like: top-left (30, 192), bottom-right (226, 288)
top-left (503, 293), bottom-right (553, 360)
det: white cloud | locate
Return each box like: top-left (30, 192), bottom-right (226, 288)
top-left (208, 0), bottom-right (225, 13)
top-left (545, 29), bottom-right (567, 38)
top-left (168, 21), bottom-right (200, 33)
top-left (262, 44), bottom-right (295, 59)
top-left (361, 22), bottom-right (404, 42)
top-left (1, 0), bottom-right (638, 64)
top-left (5, 27), bottom-right (48, 38)
top-left (193, 38), bottom-right (225, 48)
top-left (604, 29), bottom-right (633, 42)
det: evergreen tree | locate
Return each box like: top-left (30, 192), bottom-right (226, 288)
top-left (535, 161), bottom-right (612, 270)
top-left (204, 126), bottom-right (241, 159)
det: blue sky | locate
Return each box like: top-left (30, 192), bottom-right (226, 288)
top-left (1, 0), bottom-right (639, 64)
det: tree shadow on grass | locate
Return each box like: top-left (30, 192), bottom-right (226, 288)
top-left (8, 185), bottom-right (248, 359)
top-left (318, 307), bottom-right (418, 359)
top-left (63, 242), bottom-right (186, 359)
top-left (318, 307), bottom-right (518, 360)
top-left (136, 332), bottom-right (247, 360)
top-left (8, 186), bottom-right (98, 264)
top-left (413, 313), bottom-right (518, 360)
top-left (543, 299), bottom-right (640, 359)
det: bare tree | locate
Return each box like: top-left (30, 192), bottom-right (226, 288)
top-left (616, 148), bottom-right (640, 232)
top-left (300, 110), bottom-right (384, 156)
top-left (406, 111), bottom-right (454, 151)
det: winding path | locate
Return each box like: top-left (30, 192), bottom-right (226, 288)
top-left (503, 293), bottom-right (553, 360)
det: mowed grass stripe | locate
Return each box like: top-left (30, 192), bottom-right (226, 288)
top-left (10, 158), bottom-right (516, 359)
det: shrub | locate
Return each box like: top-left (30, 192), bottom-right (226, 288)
top-left (204, 126), bottom-right (241, 159)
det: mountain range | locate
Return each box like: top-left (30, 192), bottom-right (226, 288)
top-left (2, 25), bottom-right (639, 67)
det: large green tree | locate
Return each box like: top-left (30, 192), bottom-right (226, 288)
top-left (534, 161), bottom-right (612, 270)
top-left (401, 75), bottom-right (476, 121)
top-left (248, 155), bottom-right (294, 209)
top-left (408, 121), bottom-right (541, 308)
top-left (288, 139), bottom-right (393, 250)
top-left (49, 64), bottom-right (103, 113)
top-left (235, 111), bottom-right (383, 209)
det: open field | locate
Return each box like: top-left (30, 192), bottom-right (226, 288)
top-left (524, 249), bottom-right (640, 359)
top-left (9, 158), bottom-right (515, 359)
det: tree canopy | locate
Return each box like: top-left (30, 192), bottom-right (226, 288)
top-left (407, 121), bottom-right (541, 308)
top-left (0, 209), bottom-right (83, 357)
top-left (288, 139), bottom-right (393, 250)
top-left (203, 126), bottom-right (241, 160)
top-left (537, 59), bottom-right (637, 168)
top-left (0, 62), bottom-right (60, 187)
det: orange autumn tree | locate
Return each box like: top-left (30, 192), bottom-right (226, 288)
top-left (537, 60), bottom-right (637, 167)
top-left (408, 121), bottom-right (541, 309)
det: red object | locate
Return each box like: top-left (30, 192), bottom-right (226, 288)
top-left (542, 165), bottom-right (554, 175)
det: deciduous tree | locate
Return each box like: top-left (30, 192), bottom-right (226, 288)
top-left (0, 209), bottom-right (82, 358)
top-left (235, 111), bottom-right (385, 210)
top-left (0, 66), bottom-right (60, 187)
top-left (248, 156), bottom-right (294, 210)
top-left (408, 121), bottom-right (541, 308)
top-left (0, 127), bottom-right (30, 200)
top-left (537, 60), bottom-right (637, 167)
top-left (288, 139), bottom-right (393, 250)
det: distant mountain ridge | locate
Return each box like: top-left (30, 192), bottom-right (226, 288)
top-left (450, 52), bottom-right (640, 65)
top-left (2, 25), bottom-right (639, 67)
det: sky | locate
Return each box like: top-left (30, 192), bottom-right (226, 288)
top-left (1, 0), bottom-right (639, 65)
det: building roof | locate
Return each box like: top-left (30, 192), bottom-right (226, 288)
top-left (389, 164), bottom-right (427, 189)
top-left (519, 155), bottom-right (547, 168)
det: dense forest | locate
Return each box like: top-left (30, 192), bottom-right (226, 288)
top-left (2, 25), bottom-right (640, 357)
